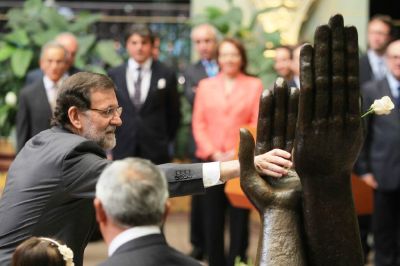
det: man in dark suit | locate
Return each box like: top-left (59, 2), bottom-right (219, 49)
top-left (357, 15), bottom-right (393, 260)
top-left (25, 32), bottom-right (81, 85)
top-left (359, 15), bottom-right (393, 86)
top-left (183, 23), bottom-right (219, 260)
top-left (95, 157), bottom-right (201, 266)
top-left (273, 45), bottom-right (293, 82)
top-left (16, 41), bottom-right (68, 151)
top-left (0, 72), bottom-right (291, 265)
top-left (108, 24), bottom-right (180, 164)
top-left (355, 40), bottom-right (400, 266)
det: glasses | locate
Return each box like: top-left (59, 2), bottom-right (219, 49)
top-left (89, 106), bottom-right (123, 118)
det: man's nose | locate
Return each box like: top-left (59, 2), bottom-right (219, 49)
top-left (110, 115), bottom-right (122, 126)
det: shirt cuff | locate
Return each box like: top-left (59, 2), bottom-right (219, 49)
top-left (202, 162), bottom-right (224, 188)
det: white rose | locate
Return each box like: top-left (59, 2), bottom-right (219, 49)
top-left (157, 78), bottom-right (166, 89)
top-left (371, 96), bottom-right (394, 115)
top-left (5, 91), bottom-right (17, 106)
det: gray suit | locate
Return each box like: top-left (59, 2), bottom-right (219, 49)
top-left (0, 127), bottom-right (205, 266)
top-left (355, 78), bottom-right (400, 266)
top-left (16, 79), bottom-right (52, 151)
top-left (184, 61), bottom-right (207, 106)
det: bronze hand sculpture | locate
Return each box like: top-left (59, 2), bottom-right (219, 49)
top-left (239, 78), bottom-right (305, 266)
top-left (239, 14), bottom-right (364, 266)
top-left (295, 14), bottom-right (363, 266)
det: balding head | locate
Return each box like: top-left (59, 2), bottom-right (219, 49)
top-left (191, 24), bottom-right (219, 61)
top-left (55, 33), bottom-right (79, 67)
top-left (385, 40), bottom-right (400, 80)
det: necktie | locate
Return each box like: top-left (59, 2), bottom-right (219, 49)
top-left (132, 67), bottom-right (142, 109)
top-left (376, 60), bottom-right (385, 80)
top-left (50, 84), bottom-right (58, 112)
top-left (205, 61), bottom-right (218, 77)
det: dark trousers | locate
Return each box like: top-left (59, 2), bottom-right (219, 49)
top-left (358, 214), bottom-right (372, 262)
top-left (204, 185), bottom-right (249, 266)
top-left (190, 194), bottom-right (206, 253)
top-left (373, 189), bottom-right (400, 266)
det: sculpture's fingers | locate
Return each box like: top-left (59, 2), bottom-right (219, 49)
top-left (239, 128), bottom-right (258, 179)
top-left (285, 87), bottom-right (299, 152)
top-left (255, 89), bottom-right (273, 155)
top-left (329, 14), bottom-right (346, 122)
top-left (272, 78), bottom-right (287, 149)
top-left (298, 44), bottom-right (314, 134)
top-left (345, 26), bottom-right (360, 119)
top-left (313, 25), bottom-right (331, 122)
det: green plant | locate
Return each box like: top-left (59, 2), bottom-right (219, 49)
top-left (0, 0), bottom-right (123, 137)
top-left (190, 0), bottom-right (281, 88)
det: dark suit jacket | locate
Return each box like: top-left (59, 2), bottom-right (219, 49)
top-left (24, 66), bottom-right (81, 86)
top-left (108, 60), bottom-right (180, 163)
top-left (354, 78), bottom-right (400, 191)
top-left (100, 234), bottom-right (201, 266)
top-left (16, 79), bottom-right (52, 151)
top-left (0, 127), bottom-right (204, 266)
top-left (359, 54), bottom-right (374, 86)
top-left (184, 61), bottom-right (207, 106)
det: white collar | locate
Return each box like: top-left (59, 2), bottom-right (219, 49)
top-left (128, 57), bottom-right (152, 71)
top-left (43, 74), bottom-right (67, 90)
top-left (108, 225), bottom-right (161, 256)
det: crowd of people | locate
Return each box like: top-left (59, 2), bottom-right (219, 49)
top-left (0, 12), bottom-right (399, 266)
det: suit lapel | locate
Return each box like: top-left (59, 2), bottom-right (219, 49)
top-left (196, 61), bottom-right (208, 79)
top-left (142, 61), bottom-right (159, 110)
top-left (37, 80), bottom-right (52, 117)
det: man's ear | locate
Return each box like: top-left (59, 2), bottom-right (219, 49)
top-left (162, 200), bottom-right (171, 224)
top-left (68, 106), bottom-right (83, 130)
top-left (94, 198), bottom-right (107, 224)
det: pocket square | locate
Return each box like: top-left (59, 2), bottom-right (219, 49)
top-left (157, 78), bottom-right (166, 89)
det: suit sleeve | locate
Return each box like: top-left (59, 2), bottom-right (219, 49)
top-left (158, 163), bottom-right (205, 197)
top-left (184, 69), bottom-right (196, 106)
top-left (16, 90), bottom-right (31, 152)
top-left (166, 71), bottom-right (181, 141)
top-left (354, 83), bottom-right (374, 176)
top-left (62, 141), bottom-right (110, 198)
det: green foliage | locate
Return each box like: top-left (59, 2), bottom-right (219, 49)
top-left (191, 0), bottom-right (280, 89)
top-left (0, 0), bottom-right (123, 137)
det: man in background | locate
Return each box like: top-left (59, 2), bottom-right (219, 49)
top-left (16, 41), bottom-right (68, 151)
top-left (273, 45), bottom-right (293, 82)
top-left (183, 23), bottom-right (219, 260)
top-left (359, 15), bottom-right (393, 86)
top-left (25, 32), bottom-right (80, 85)
top-left (108, 24), bottom-right (180, 164)
top-left (355, 40), bottom-right (400, 266)
top-left (288, 43), bottom-right (302, 89)
top-left (95, 158), bottom-right (201, 266)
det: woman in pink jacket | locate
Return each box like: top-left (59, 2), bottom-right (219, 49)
top-left (192, 38), bottom-right (264, 266)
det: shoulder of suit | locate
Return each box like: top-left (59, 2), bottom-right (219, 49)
top-left (362, 78), bottom-right (386, 93)
top-left (107, 63), bottom-right (127, 76)
top-left (20, 79), bottom-right (44, 95)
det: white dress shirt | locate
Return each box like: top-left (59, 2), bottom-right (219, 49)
top-left (368, 49), bottom-right (387, 80)
top-left (126, 58), bottom-right (152, 104)
top-left (43, 74), bottom-right (67, 109)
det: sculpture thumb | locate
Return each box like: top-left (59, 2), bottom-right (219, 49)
top-left (239, 128), bottom-right (257, 179)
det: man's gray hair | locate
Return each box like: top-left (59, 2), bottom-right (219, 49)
top-left (191, 23), bottom-right (221, 41)
top-left (96, 158), bottom-right (169, 228)
top-left (40, 41), bottom-right (67, 59)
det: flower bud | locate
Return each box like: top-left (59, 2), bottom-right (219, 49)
top-left (5, 91), bottom-right (17, 106)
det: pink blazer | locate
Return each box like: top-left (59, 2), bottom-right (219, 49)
top-left (192, 73), bottom-right (263, 160)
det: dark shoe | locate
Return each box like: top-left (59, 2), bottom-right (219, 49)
top-left (189, 247), bottom-right (204, 260)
